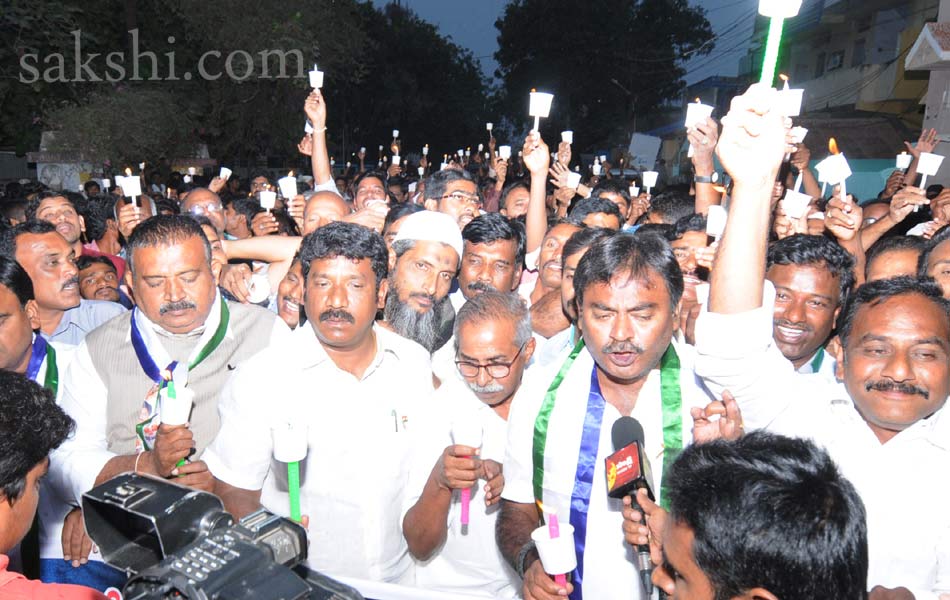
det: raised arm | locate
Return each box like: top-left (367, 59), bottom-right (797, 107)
top-left (523, 133), bottom-right (551, 255)
top-left (689, 116), bottom-right (721, 214)
top-left (304, 90), bottom-right (333, 187)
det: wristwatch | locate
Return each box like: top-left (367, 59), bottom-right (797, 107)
top-left (516, 540), bottom-right (537, 578)
top-left (694, 172), bottom-right (719, 184)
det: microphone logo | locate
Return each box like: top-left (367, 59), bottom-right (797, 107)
top-left (606, 461), bottom-right (617, 490)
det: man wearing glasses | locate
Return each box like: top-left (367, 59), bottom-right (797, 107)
top-left (404, 291), bottom-right (532, 598)
top-left (181, 188), bottom-right (227, 236)
top-left (423, 169), bottom-right (482, 230)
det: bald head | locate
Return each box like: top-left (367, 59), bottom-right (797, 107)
top-left (180, 188), bottom-right (225, 233)
top-left (303, 191), bottom-right (350, 235)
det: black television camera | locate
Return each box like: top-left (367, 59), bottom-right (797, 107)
top-left (83, 473), bottom-right (363, 600)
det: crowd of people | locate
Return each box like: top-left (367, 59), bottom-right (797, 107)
top-left (0, 83), bottom-right (947, 600)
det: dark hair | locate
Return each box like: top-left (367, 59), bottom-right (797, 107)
top-left (425, 169), bottom-right (478, 201)
top-left (76, 254), bottom-right (116, 274)
top-left (562, 227), bottom-right (617, 264)
top-left (593, 179), bottom-right (631, 209)
top-left (573, 232), bottom-right (683, 309)
top-left (298, 221), bottom-right (389, 289)
top-left (634, 223), bottom-right (675, 238)
top-left (500, 180), bottom-right (530, 208)
top-left (0, 255), bottom-right (34, 306)
top-left (461, 213), bottom-right (526, 268)
top-left (155, 197), bottom-right (179, 216)
top-left (248, 170), bottom-right (273, 186)
top-left (0, 220), bottom-right (59, 257)
top-left (865, 235), bottom-right (925, 280)
top-left (186, 214), bottom-right (216, 232)
top-left (667, 431), bottom-right (868, 600)
top-left (83, 180), bottom-right (101, 194)
top-left (836, 276), bottom-right (950, 347)
top-left (668, 212), bottom-right (707, 241)
top-left (25, 191), bottom-right (75, 221)
top-left (0, 199), bottom-right (28, 224)
top-left (229, 197), bottom-right (264, 230)
top-left (767, 234), bottom-right (856, 307)
top-left (383, 203), bottom-right (425, 233)
top-left (76, 196), bottom-right (115, 242)
top-left (0, 371), bottom-right (74, 503)
top-left (353, 170), bottom-right (388, 192)
top-left (568, 197), bottom-right (623, 225)
top-left (647, 192), bottom-right (694, 224)
top-left (126, 215), bottom-right (212, 274)
top-left (917, 224), bottom-right (950, 277)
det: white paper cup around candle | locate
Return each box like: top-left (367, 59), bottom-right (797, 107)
top-left (219, 167), bottom-right (232, 181)
top-left (360, 146), bottom-right (366, 154)
top-left (599, 154), bottom-right (607, 163)
top-left (783, 190), bottom-right (813, 220)
top-left (759, 0), bottom-right (803, 18)
top-left (309, 65), bottom-right (324, 89)
top-left (694, 282), bottom-right (710, 306)
top-left (102, 178), bottom-right (111, 189)
top-left (247, 273), bottom-right (271, 304)
top-left (531, 524), bottom-right (577, 576)
top-left (777, 88), bottom-right (804, 117)
top-left (278, 176), bottom-right (297, 200)
top-left (465, 149), bottom-right (471, 157)
top-left (417, 166), bottom-right (425, 176)
top-left (161, 386), bottom-right (194, 426)
top-left (304, 119), bottom-right (314, 134)
top-left (566, 171), bottom-right (581, 189)
top-left (629, 185), bottom-right (640, 198)
top-left (486, 122), bottom-right (493, 131)
top-left (259, 190), bottom-right (277, 210)
top-left (392, 155), bottom-right (401, 166)
top-left (188, 167), bottom-right (197, 176)
top-left (478, 143), bottom-right (484, 152)
top-left (896, 152), bottom-right (912, 171)
top-left (391, 129), bottom-right (399, 139)
top-left (917, 152), bottom-right (945, 177)
top-left (684, 103), bottom-right (714, 129)
top-left (561, 131), bottom-right (574, 144)
top-left (528, 92), bottom-right (554, 119)
top-left (120, 177), bottom-right (142, 198)
top-left (642, 171), bottom-right (659, 189)
top-left (591, 164), bottom-right (602, 176)
top-left (457, 149), bottom-right (465, 158)
top-left (815, 154), bottom-right (851, 185)
top-left (790, 127), bottom-right (808, 145)
top-left (440, 162), bottom-right (449, 170)
top-left (499, 146), bottom-right (512, 160)
top-left (706, 205), bottom-right (727, 239)
top-left (272, 423), bottom-right (308, 463)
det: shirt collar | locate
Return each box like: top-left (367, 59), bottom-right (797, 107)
top-left (135, 291), bottom-right (223, 339)
top-left (296, 322), bottom-right (402, 375)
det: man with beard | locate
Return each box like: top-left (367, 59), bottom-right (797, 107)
top-left (498, 233), bottom-right (713, 600)
top-left (766, 234), bottom-right (854, 381)
top-left (423, 169), bottom-right (482, 230)
top-left (384, 210), bottom-right (463, 355)
top-left (204, 222), bottom-right (437, 584)
top-left (0, 221), bottom-right (125, 347)
top-left (46, 215), bottom-right (287, 592)
top-left (28, 192), bottom-right (126, 279)
top-left (449, 213), bottom-right (525, 313)
top-left (694, 84), bottom-right (950, 598)
top-left (406, 292), bottom-right (531, 597)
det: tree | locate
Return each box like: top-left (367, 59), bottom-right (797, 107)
top-left (493, 0), bottom-right (714, 150)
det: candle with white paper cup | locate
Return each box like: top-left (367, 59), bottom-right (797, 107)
top-left (478, 143), bottom-right (484, 152)
top-left (499, 146), bottom-right (512, 160)
top-left (782, 189), bottom-right (813, 221)
top-left (896, 152), bottom-right (912, 171)
top-left (272, 422), bottom-right (308, 523)
top-left (188, 167), bottom-right (197, 176)
top-left (392, 129), bottom-right (399, 139)
top-left (917, 152), bottom-right (945, 189)
top-left (566, 171), bottom-right (582, 189)
top-left (629, 185), bottom-right (640, 198)
top-left (451, 420), bottom-right (483, 529)
top-left (392, 155), bottom-right (401, 166)
top-left (816, 139), bottom-right (851, 202)
top-left (440, 162), bottom-right (449, 170)
top-left (102, 178), bottom-right (110, 190)
top-left (422, 144), bottom-right (429, 156)
top-left (531, 521), bottom-right (576, 586)
top-left (278, 172), bottom-right (297, 200)
top-left (706, 205), bottom-right (727, 240)
top-left (685, 99), bottom-right (714, 157)
top-left (642, 171), bottom-right (659, 195)
top-left (790, 127), bottom-right (808, 145)
top-left (308, 64), bottom-right (324, 89)
top-left (246, 273), bottom-right (271, 304)
top-left (694, 282), bottom-right (710, 306)
top-left (457, 148), bottom-right (465, 158)
top-left (777, 75), bottom-right (804, 117)
top-left (599, 154), bottom-right (607, 162)
top-left (591, 163), bottom-right (602, 176)
top-left (120, 168), bottom-right (142, 205)
top-left (561, 131), bottom-right (574, 144)
top-left (465, 148), bottom-right (471, 157)
top-left (160, 383), bottom-right (194, 426)
top-left (304, 119), bottom-right (314, 134)
top-left (259, 190), bottom-right (277, 211)
top-left (219, 167), bottom-right (232, 181)
top-left (418, 166), bottom-right (425, 177)
top-left (486, 122), bottom-right (493, 132)
top-left (528, 89), bottom-right (554, 132)
top-left (360, 146), bottom-right (366, 155)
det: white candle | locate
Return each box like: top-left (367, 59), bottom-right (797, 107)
top-left (706, 205), bottom-right (727, 239)
top-left (457, 148), bottom-right (465, 157)
top-left (278, 173), bottom-right (297, 199)
top-left (423, 144), bottom-right (429, 156)
top-left (259, 190), bottom-right (277, 211)
top-left (119, 173), bottom-right (142, 198)
top-left (392, 155), bottom-right (401, 166)
top-left (628, 185), bottom-right (640, 198)
top-left (418, 166), bottom-right (425, 176)
top-left (642, 171), bottom-right (659, 193)
top-left (777, 87), bottom-right (804, 117)
top-left (561, 131), bottom-right (574, 144)
top-left (478, 143), bottom-right (484, 152)
top-left (685, 100), bottom-right (715, 158)
top-left (392, 129), bottom-right (399, 139)
top-left (440, 162), bottom-right (449, 170)
top-left (499, 145), bottom-right (512, 160)
top-left (528, 90), bottom-right (554, 132)
top-left (486, 122), bottom-right (493, 131)
top-left (102, 178), bottom-right (110, 189)
top-left (309, 64), bottom-right (324, 89)
top-left (360, 146), bottom-right (366, 154)
top-left (272, 422), bottom-right (308, 463)
top-left (896, 152), bottom-right (912, 171)
top-left (591, 163), bottom-right (602, 176)
top-left (188, 167), bottom-right (197, 176)
top-left (219, 167), bottom-right (232, 180)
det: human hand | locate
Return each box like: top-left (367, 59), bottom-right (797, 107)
top-left (434, 444), bottom-right (479, 492)
top-left (523, 133), bottom-right (551, 177)
top-left (549, 161), bottom-right (569, 189)
top-left (342, 204), bottom-right (388, 233)
top-left (173, 460), bottom-right (215, 491)
top-left (889, 186), bottom-right (929, 224)
top-left (494, 156), bottom-right (509, 183)
top-left (117, 201), bottom-right (144, 239)
top-left (790, 144), bottom-right (811, 171)
top-left (523, 558), bottom-right (573, 599)
top-left (150, 424), bottom-right (195, 477)
top-left (387, 162), bottom-right (402, 179)
top-left (882, 169), bottom-right (904, 198)
top-left (61, 508), bottom-right (93, 567)
top-left (905, 128), bottom-right (938, 158)
top-left (480, 459), bottom-right (504, 506)
top-left (716, 84), bottom-right (790, 188)
top-left (219, 263), bottom-right (252, 303)
top-left (868, 587), bottom-right (915, 600)
top-left (303, 89), bottom-right (327, 130)
top-left (688, 116), bottom-right (719, 169)
top-left (286, 193), bottom-right (305, 230)
top-left (825, 192), bottom-right (862, 242)
top-left (209, 176), bottom-right (226, 194)
top-left (691, 391), bottom-right (743, 444)
top-left (251, 210), bottom-right (279, 236)
top-left (622, 489), bottom-right (673, 595)
top-left (297, 134), bottom-right (313, 157)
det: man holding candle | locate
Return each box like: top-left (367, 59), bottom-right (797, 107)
top-left (204, 222), bottom-right (438, 584)
top-left (498, 232), bottom-right (714, 600)
top-left (46, 215), bottom-right (289, 588)
top-left (407, 291), bottom-right (530, 598)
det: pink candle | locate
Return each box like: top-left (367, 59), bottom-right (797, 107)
top-left (547, 512), bottom-right (567, 587)
top-left (461, 487), bottom-right (471, 525)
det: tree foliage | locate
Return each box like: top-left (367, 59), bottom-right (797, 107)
top-left (493, 0), bottom-right (715, 149)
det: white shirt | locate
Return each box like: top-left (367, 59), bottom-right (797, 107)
top-left (694, 283), bottom-right (950, 599)
top-left (795, 347), bottom-right (838, 383)
top-left (203, 324), bottom-right (439, 584)
top-left (503, 342), bottom-right (712, 600)
top-left (412, 378), bottom-right (521, 598)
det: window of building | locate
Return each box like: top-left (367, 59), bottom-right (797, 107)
top-left (815, 52), bottom-right (826, 78)
top-left (827, 50), bottom-right (845, 71)
top-left (852, 39), bottom-right (866, 67)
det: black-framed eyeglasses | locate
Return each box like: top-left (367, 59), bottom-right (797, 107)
top-left (456, 343), bottom-right (526, 379)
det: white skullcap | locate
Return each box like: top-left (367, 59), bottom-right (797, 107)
top-left (392, 210), bottom-right (464, 262)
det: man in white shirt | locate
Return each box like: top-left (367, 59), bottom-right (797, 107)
top-left (765, 234), bottom-right (855, 381)
top-left (205, 222), bottom-right (437, 583)
top-left (406, 291), bottom-right (532, 598)
top-left (499, 233), bottom-right (713, 600)
top-left (693, 84), bottom-right (950, 600)
top-left (448, 213), bottom-right (525, 314)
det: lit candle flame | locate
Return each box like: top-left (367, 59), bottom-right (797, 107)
top-left (779, 74), bottom-right (789, 83)
top-left (536, 500), bottom-right (555, 514)
top-left (125, 168), bottom-right (131, 176)
top-left (695, 98), bottom-right (701, 103)
top-left (288, 170), bottom-right (294, 177)
top-left (828, 138), bottom-right (840, 155)
top-left (531, 88), bottom-right (536, 93)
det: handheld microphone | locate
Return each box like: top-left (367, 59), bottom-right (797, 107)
top-left (607, 416), bottom-right (656, 596)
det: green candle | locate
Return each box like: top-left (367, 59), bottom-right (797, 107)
top-left (288, 461), bottom-right (301, 522)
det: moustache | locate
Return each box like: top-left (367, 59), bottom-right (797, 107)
top-left (467, 380), bottom-right (505, 395)
top-left (319, 309), bottom-right (355, 323)
top-left (466, 281), bottom-right (494, 294)
top-left (410, 292), bottom-right (438, 307)
top-left (602, 340), bottom-right (644, 355)
top-left (62, 276), bottom-right (79, 290)
top-left (865, 380), bottom-right (929, 400)
top-left (159, 300), bottom-right (197, 314)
